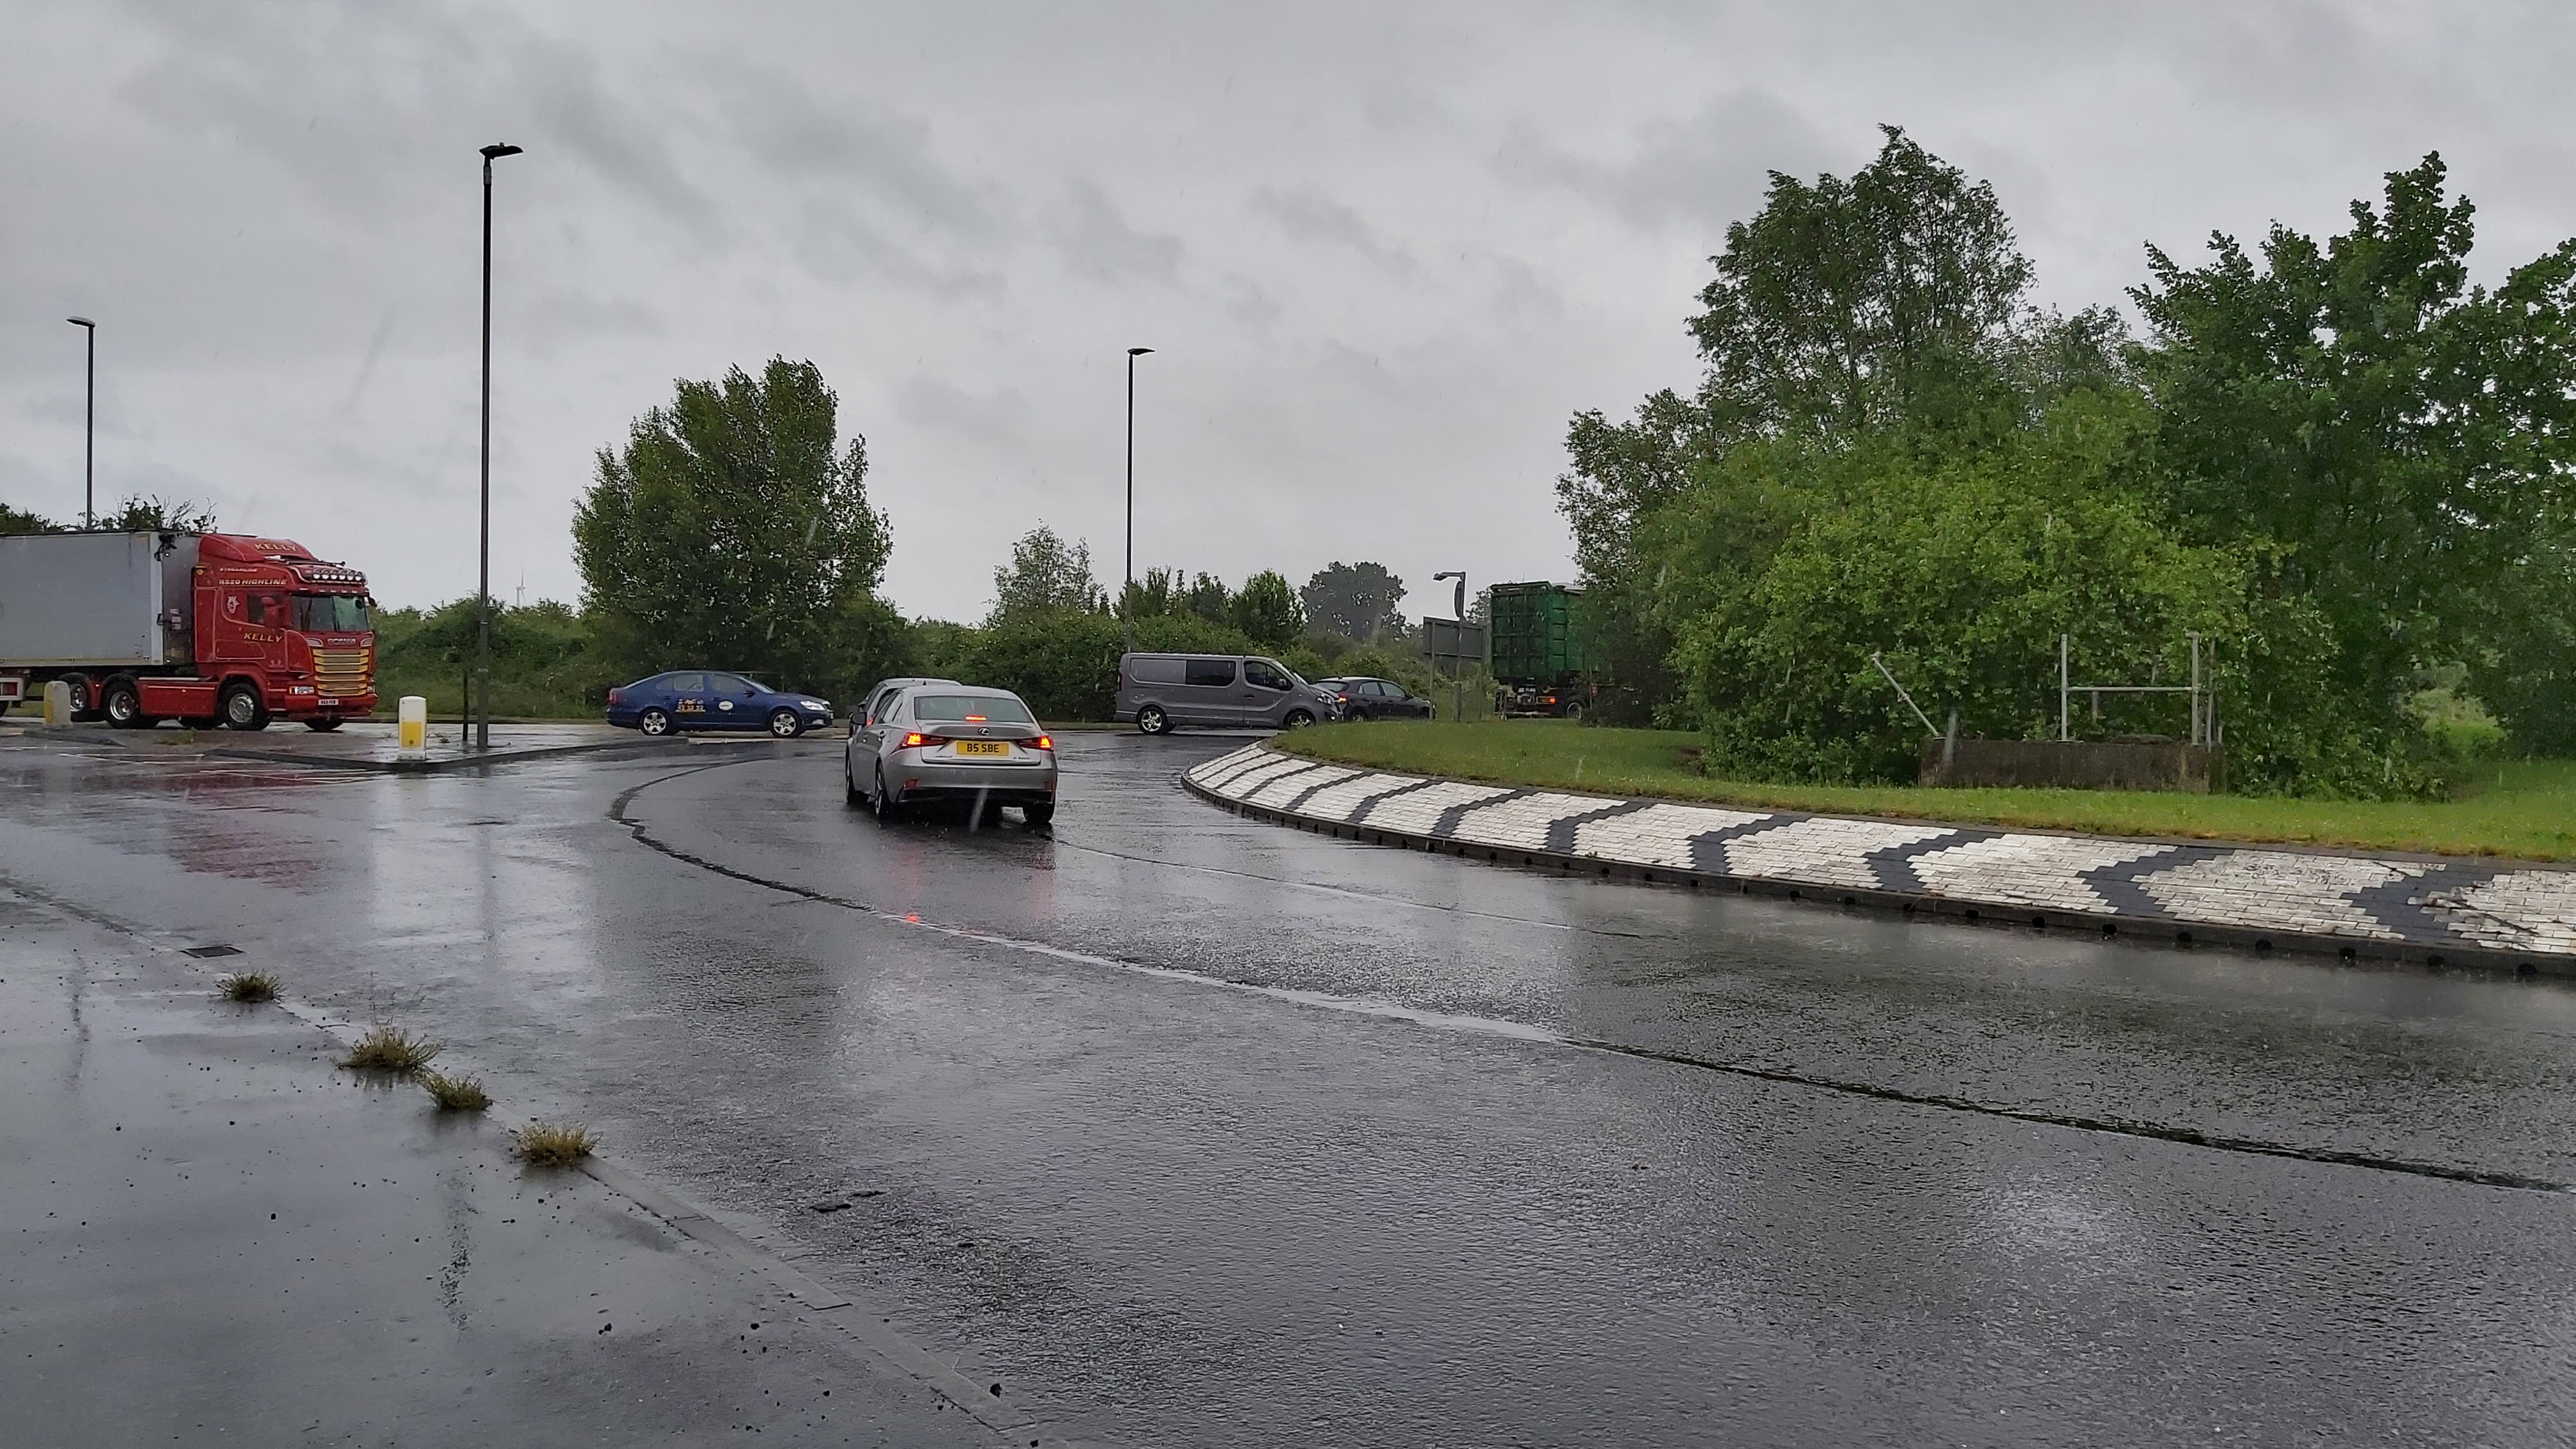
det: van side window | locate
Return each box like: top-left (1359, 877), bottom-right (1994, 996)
top-left (1243, 659), bottom-right (1290, 691)
top-left (1185, 659), bottom-right (1236, 687)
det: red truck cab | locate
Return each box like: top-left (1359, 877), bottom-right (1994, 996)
top-left (167, 533), bottom-right (379, 730)
top-left (0, 530), bottom-right (379, 732)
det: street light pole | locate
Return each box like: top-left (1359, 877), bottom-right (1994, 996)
top-left (477, 142), bottom-right (523, 752)
top-left (1434, 570), bottom-right (1468, 723)
top-left (1124, 346), bottom-right (1153, 657)
top-left (66, 317), bottom-right (95, 528)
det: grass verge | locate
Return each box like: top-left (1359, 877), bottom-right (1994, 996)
top-left (217, 971), bottom-right (279, 1002)
top-left (339, 1025), bottom-right (443, 1074)
top-left (419, 1071), bottom-right (491, 1112)
top-left (1275, 720), bottom-right (2576, 861)
top-left (512, 1120), bottom-right (597, 1167)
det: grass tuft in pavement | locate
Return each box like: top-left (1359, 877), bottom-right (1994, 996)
top-left (217, 972), bottom-right (279, 1003)
top-left (419, 1071), bottom-right (491, 1112)
top-left (339, 1025), bottom-right (442, 1075)
top-left (1278, 720), bottom-right (2576, 861)
top-left (512, 1120), bottom-right (598, 1167)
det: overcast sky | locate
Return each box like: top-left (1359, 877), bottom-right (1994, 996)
top-left (6, 1), bottom-right (2572, 622)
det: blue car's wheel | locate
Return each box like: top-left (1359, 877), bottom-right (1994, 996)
top-left (639, 707), bottom-right (673, 737)
top-left (768, 708), bottom-right (804, 739)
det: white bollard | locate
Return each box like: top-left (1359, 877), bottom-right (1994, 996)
top-left (41, 680), bottom-right (72, 726)
top-left (397, 695), bottom-right (429, 760)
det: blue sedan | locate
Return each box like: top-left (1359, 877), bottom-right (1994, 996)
top-left (605, 670), bottom-right (834, 738)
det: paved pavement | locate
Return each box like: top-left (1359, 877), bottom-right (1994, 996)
top-left (3, 728), bottom-right (2575, 1445)
top-left (0, 891), bottom-right (995, 1448)
top-left (1190, 742), bottom-right (2576, 971)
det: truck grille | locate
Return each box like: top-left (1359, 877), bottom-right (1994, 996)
top-left (313, 647), bottom-right (372, 700)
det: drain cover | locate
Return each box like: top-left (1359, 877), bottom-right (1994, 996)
top-left (181, 944), bottom-right (242, 958)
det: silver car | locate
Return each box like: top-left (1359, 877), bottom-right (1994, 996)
top-left (845, 683), bottom-right (1058, 826)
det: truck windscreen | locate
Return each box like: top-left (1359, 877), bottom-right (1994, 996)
top-left (293, 595), bottom-right (371, 632)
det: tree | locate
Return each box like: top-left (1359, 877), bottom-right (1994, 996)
top-left (1299, 562), bottom-right (1406, 641)
top-left (573, 358), bottom-right (891, 691)
top-left (1560, 128), bottom-right (2043, 722)
top-left (103, 494), bottom-right (220, 532)
top-left (990, 525), bottom-right (1105, 620)
top-left (1688, 125), bottom-right (2034, 441)
top-left (1183, 571), bottom-right (1232, 625)
top-left (1229, 569), bottom-right (1303, 648)
top-left (2132, 154), bottom-right (2576, 754)
top-left (0, 501), bottom-right (65, 535)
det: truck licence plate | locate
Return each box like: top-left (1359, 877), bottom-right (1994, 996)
top-left (318, 698), bottom-right (339, 708)
top-left (954, 741), bottom-right (1010, 758)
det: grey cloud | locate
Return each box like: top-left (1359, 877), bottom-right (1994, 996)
top-left (1499, 90), bottom-right (1833, 232)
top-left (116, 2), bottom-right (715, 236)
top-left (1052, 180), bottom-right (1183, 286)
top-left (1249, 187), bottom-right (1419, 278)
top-left (702, 61), bottom-right (997, 238)
top-left (781, 197), bottom-right (1008, 297)
top-left (896, 377), bottom-right (1032, 443)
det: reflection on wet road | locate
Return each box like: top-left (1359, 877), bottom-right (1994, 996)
top-left (4, 731), bottom-right (2575, 1446)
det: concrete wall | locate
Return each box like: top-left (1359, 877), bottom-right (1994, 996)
top-left (1917, 739), bottom-right (2221, 792)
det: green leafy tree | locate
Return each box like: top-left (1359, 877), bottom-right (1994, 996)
top-left (106, 494), bottom-right (219, 532)
top-left (990, 525), bottom-right (1105, 620)
top-left (2132, 154), bottom-right (2576, 755)
top-left (1664, 395), bottom-right (2372, 791)
top-left (1561, 129), bottom-right (2043, 722)
top-left (1299, 562), bottom-right (1406, 641)
top-left (1183, 571), bottom-right (1232, 625)
top-left (1229, 569), bottom-right (1303, 648)
top-left (1688, 125), bottom-right (2034, 440)
top-left (0, 500), bottom-right (65, 535)
top-left (574, 358), bottom-right (891, 693)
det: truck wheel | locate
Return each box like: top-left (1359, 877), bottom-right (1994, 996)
top-left (220, 682), bottom-right (270, 732)
top-left (1137, 704), bottom-right (1170, 735)
top-left (65, 676), bottom-right (98, 722)
top-left (1560, 700), bottom-right (1586, 722)
top-left (305, 718), bottom-right (343, 732)
top-left (102, 675), bottom-right (150, 729)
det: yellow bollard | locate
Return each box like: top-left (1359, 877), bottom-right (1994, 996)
top-left (41, 680), bottom-right (72, 726)
top-left (397, 695), bottom-right (428, 760)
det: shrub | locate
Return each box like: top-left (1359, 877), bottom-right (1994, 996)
top-left (339, 1025), bottom-right (442, 1075)
top-left (512, 1120), bottom-right (598, 1167)
top-left (217, 972), bottom-right (279, 1003)
top-left (419, 1071), bottom-right (491, 1112)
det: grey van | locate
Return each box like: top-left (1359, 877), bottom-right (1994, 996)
top-left (1116, 652), bottom-right (1339, 734)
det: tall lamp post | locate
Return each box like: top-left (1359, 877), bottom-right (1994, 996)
top-left (1123, 346), bottom-right (1153, 657)
top-left (476, 142), bottom-right (523, 752)
top-left (66, 317), bottom-right (95, 528)
top-left (1432, 569), bottom-right (1468, 723)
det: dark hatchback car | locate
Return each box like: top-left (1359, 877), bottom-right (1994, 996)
top-left (1314, 676), bottom-right (1436, 721)
top-left (605, 671), bottom-right (834, 737)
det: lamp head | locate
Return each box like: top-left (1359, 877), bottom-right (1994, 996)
top-left (66, 316), bottom-right (94, 329)
top-left (1433, 571), bottom-right (1463, 581)
top-left (1127, 346), bottom-right (1154, 356)
top-left (480, 142), bottom-right (524, 160)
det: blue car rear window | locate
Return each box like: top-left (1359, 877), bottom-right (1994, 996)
top-left (913, 694), bottom-right (1035, 723)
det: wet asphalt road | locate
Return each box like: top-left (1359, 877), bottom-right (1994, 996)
top-left (5, 728), bottom-right (2576, 1446)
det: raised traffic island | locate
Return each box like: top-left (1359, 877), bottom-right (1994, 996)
top-left (1184, 741), bottom-right (2576, 978)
